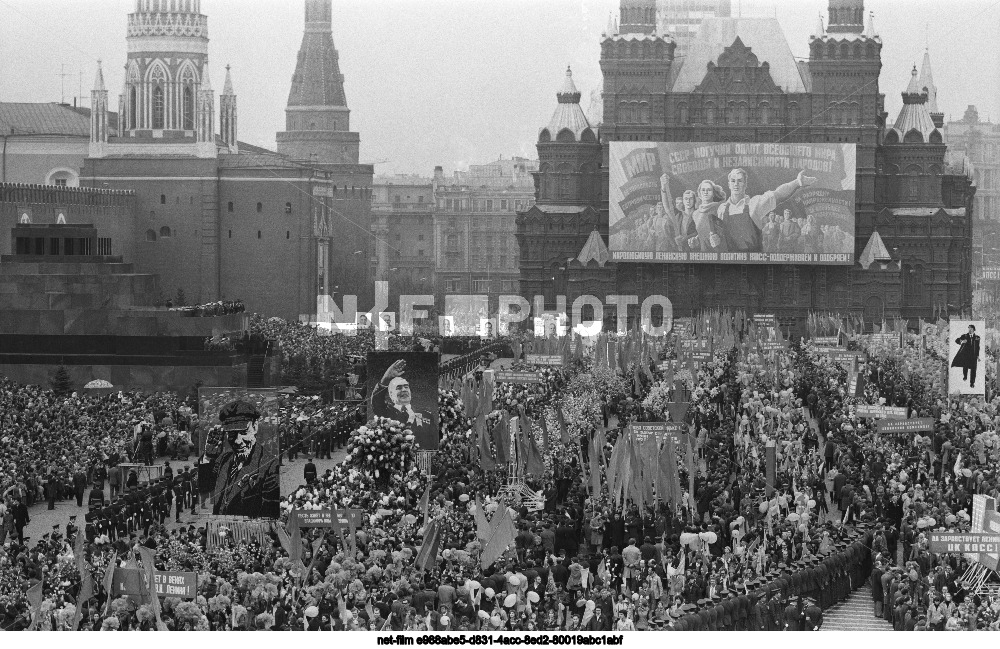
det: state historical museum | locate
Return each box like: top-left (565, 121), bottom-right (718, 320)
top-left (517, 0), bottom-right (976, 331)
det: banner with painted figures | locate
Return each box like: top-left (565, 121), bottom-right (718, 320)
top-left (608, 142), bottom-right (856, 264)
top-left (197, 388), bottom-right (281, 519)
top-left (949, 320), bottom-right (985, 395)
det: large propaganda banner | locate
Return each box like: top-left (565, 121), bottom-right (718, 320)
top-left (609, 142), bottom-right (856, 264)
top-left (196, 388), bottom-right (281, 519)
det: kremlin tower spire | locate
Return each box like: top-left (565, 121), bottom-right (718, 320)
top-left (276, 0), bottom-right (359, 166)
top-left (90, 61), bottom-right (109, 155)
top-left (220, 64), bottom-right (238, 152)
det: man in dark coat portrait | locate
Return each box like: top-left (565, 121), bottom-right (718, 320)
top-left (198, 400), bottom-right (279, 518)
top-left (952, 324), bottom-right (981, 389)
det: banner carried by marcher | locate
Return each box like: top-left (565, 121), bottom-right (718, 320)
top-left (609, 142), bottom-right (856, 264)
top-left (855, 404), bottom-right (908, 419)
top-left (112, 569), bottom-right (198, 600)
top-left (494, 371), bottom-right (543, 384)
top-left (877, 418), bottom-right (934, 435)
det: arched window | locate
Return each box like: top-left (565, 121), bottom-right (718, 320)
top-left (787, 102), bottom-right (798, 125)
top-left (152, 85), bottom-right (165, 129)
top-left (146, 229), bottom-right (157, 242)
top-left (159, 226), bottom-right (171, 237)
top-left (737, 102), bottom-right (748, 125)
top-left (849, 102), bottom-right (859, 125)
top-left (705, 102), bottom-right (716, 124)
top-left (256, 202), bottom-right (263, 213)
top-left (678, 102), bottom-right (688, 124)
top-left (759, 102), bottom-right (770, 125)
top-left (227, 201), bottom-right (234, 212)
top-left (129, 87), bottom-right (137, 129)
top-left (182, 86), bottom-right (194, 130)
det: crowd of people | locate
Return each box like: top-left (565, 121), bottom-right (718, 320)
top-left (1, 315), bottom-right (1000, 632)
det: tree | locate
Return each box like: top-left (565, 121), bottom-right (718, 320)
top-left (51, 365), bottom-right (73, 397)
top-left (175, 288), bottom-right (187, 307)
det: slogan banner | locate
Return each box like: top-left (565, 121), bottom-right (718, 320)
top-left (927, 533), bottom-right (1000, 555)
top-left (752, 314), bottom-right (776, 327)
top-left (113, 569), bottom-right (197, 600)
top-left (290, 508), bottom-right (364, 546)
top-left (629, 422), bottom-right (688, 445)
top-left (609, 142), bottom-right (856, 264)
top-left (812, 336), bottom-right (841, 346)
top-left (869, 332), bottom-right (901, 348)
top-left (856, 404), bottom-right (908, 419)
top-left (982, 267), bottom-right (1000, 281)
top-left (495, 371), bottom-right (543, 384)
top-left (525, 354), bottom-right (564, 366)
top-left (877, 417), bottom-right (934, 435)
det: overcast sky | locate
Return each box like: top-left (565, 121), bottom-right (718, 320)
top-left (2, 0), bottom-right (998, 176)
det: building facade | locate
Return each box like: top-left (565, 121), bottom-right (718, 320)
top-left (945, 105), bottom-right (1000, 296)
top-left (371, 175), bottom-right (436, 308)
top-left (518, 0), bottom-right (975, 330)
top-left (434, 158), bottom-right (536, 311)
top-left (658, 0), bottom-right (731, 55)
top-left (20, 0), bottom-right (378, 320)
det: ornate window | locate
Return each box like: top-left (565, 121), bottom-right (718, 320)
top-left (678, 102), bottom-right (688, 124)
top-left (705, 102), bottom-right (716, 124)
top-left (182, 86), bottom-right (194, 130)
top-left (152, 85), bottom-right (165, 129)
top-left (759, 102), bottom-right (769, 125)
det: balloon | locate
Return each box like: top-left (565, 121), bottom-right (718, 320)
top-left (962, 468), bottom-right (973, 478)
top-left (527, 591), bottom-right (539, 604)
top-left (305, 606), bottom-right (319, 618)
top-left (702, 531), bottom-right (718, 545)
top-left (504, 594), bottom-right (517, 608)
top-left (485, 588), bottom-right (495, 599)
top-left (343, 610), bottom-right (353, 622)
top-left (478, 610), bottom-right (490, 620)
top-left (759, 502), bottom-right (769, 514)
top-left (807, 499), bottom-right (816, 509)
top-left (459, 493), bottom-right (470, 502)
top-left (798, 524), bottom-right (808, 533)
top-left (735, 516), bottom-right (745, 525)
top-left (490, 615), bottom-right (502, 627)
top-left (786, 513), bottom-right (800, 522)
top-left (577, 598), bottom-right (587, 608)
top-left (508, 575), bottom-right (520, 587)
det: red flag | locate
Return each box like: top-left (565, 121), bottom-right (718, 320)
top-left (477, 415), bottom-right (495, 471)
top-left (26, 580), bottom-right (43, 630)
top-left (72, 571), bottom-right (94, 630)
top-left (556, 407), bottom-right (570, 445)
top-left (415, 521), bottom-right (441, 572)
top-left (480, 506), bottom-right (516, 568)
top-left (101, 551), bottom-right (117, 615)
top-left (492, 412), bottom-right (511, 465)
top-left (539, 413), bottom-right (550, 454)
top-left (137, 545), bottom-right (165, 629)
top-left (590, 435), bottom-right (602, 496)
top-left (419, 482), bottom-right (432, 528)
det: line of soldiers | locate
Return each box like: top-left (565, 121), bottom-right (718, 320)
top-left (667, 527), bottom-right (874, 631)
top-left (281, 411), bottom-right (358, 462)
top-left (82, 465), bottom-right (200, 542)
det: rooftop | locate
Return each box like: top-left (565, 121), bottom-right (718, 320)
top-left (671, 18), bottom-right (808, 94)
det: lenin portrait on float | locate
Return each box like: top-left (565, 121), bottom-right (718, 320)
top-left (198, 399), bottom-right (280, 518)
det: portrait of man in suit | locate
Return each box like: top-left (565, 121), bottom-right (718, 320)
top-left (198, 399), bottom-right (280, 518)
top-left (368, 353), bottom-right (439, 450)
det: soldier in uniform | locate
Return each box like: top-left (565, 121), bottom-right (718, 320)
top-left (751, 586), bottom-right (770, 631)
top-left (783, 596), bottom-right (802, 631)
top-left (803, 597), bottom-right (823, 631)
